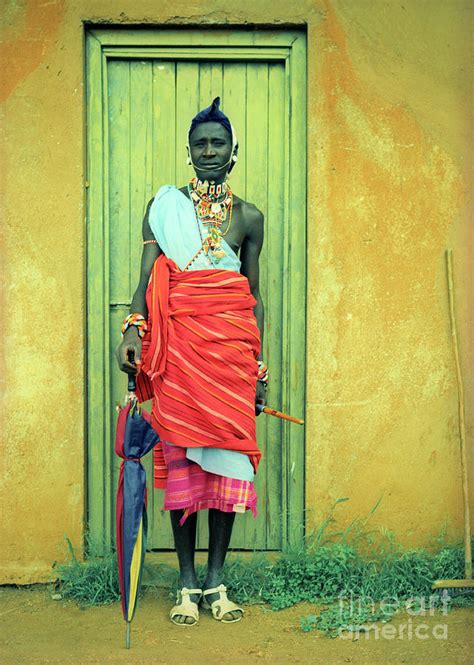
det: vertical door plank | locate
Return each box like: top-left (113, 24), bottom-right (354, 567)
top-left (198, 61), bottom-right (223, 109)
top-left (108, 60), bottom-right (131, 306)
top-left (210, 61), bottom-right (223, 100)
top-left (107, 60), bottom-right (132, 551)
top-left (198, 63), bottom-right (212, 107)
top-left (176, 61), bottom-right (200, 188)
top-left (286, 35), bottom-right (307, 549)
top-left (130, 61), bottom-right (153, 292)
top-left (232, 62), bottom-right (269, 550)
top-left (102, 53), bottom-right (114, 550)
top-left (265, 62), bottom-right (286, 549)
top-left (87, 34), bottom-right (109, 552)
top-left (152, 61), bottom-right (176, 191)
top-left (222, 62), bottom-right (247, 199)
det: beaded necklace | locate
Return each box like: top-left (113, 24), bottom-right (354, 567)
top-left (185, 177), bottom-right (233, 270)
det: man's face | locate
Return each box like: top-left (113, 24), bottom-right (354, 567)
top-left (189, 121), bottom-right (232, 181)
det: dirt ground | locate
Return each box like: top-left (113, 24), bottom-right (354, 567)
top-left (1, 586), bottom-right (473, 665)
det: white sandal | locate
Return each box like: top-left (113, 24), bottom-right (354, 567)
top-left (201, 584), bottom-right (244, 623)
top-left (169, 587), bottom-right (202, 626)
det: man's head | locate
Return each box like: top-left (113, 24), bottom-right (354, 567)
top-left (187, 97), bottom-right (238, 182)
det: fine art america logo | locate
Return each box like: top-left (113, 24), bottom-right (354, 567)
top-left (336, 590), bottom-right (451, 640)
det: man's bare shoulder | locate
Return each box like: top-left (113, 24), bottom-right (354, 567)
top-left (233, 194), bottom-right (263, 217)
top-left (142, 197), bottom-right (155, 240)
top-left (234, 195), bottom-right (264, 237)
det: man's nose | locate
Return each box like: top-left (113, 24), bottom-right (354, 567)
top-left (203, 142), bottom-right (216, 157)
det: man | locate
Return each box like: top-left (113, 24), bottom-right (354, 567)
top-left (116, 97), bottom-right (267, 625)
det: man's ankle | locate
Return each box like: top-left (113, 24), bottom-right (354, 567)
top-left (204, 571), bottom-right (223, 588)
top-left (179, 573), bottom-right (199, 588)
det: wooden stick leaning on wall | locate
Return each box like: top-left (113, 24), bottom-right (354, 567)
top-left (432, 248), bottom-right (473, 593)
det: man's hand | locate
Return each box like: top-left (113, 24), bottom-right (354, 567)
top-left (255, 381), bottom-right (267, 416)
top-left (115, 327), bottom-right (142, 375)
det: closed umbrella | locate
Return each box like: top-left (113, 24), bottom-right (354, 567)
top-left (115, 375), bottom-right (160, 648)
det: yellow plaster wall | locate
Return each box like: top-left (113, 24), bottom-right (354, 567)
top-left (1, 0), bottom-right (472, 583)
top-left (306, 0), bottom-right (472, 547)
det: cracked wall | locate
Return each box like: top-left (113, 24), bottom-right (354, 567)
top-left (1, 0), bottom-right (472, 582)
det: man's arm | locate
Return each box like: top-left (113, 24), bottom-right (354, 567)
top-left (115, 199), bottom-right (162, 374)
top-left (240, 205), bottom-right (265, 361)
top-left (240, 204), bottom-right (266, 412)
top-left (129, 198), bottom-right (162, 316)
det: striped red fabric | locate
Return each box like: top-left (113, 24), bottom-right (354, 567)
top-left (136, 254), bottom-right (262, 489)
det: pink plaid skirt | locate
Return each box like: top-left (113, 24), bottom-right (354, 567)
top-left (161, 442), bottom-right (258, 526)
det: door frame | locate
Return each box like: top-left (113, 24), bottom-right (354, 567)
top-left (85, 27), bottom-right (307, 554)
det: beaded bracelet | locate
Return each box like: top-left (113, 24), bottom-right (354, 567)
top-left (257, 360), bottom-right (269, 389)
top-left (121, 313), bottom-right (147, 339)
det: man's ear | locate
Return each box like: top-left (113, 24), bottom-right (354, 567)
top-left (228, 142), bottom-right (239, 171)
top-left (186, 144), bottom-right (192, 166)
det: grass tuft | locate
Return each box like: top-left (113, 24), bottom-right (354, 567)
top-left (50, 536), bottom-right (120, 606)
top-left (51, 510), bottom-right (473, 638)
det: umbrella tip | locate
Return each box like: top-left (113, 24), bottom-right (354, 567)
top-left (125, 622), bottom-right (131, 649)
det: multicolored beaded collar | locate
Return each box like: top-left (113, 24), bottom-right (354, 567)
top-left (188, 177), bottom-right (232, 230)
top-left (192, 177), bottom-right (229, 198)
top-left (185, 177), bottom-right (233, 269)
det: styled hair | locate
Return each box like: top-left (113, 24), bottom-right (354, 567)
top-left (188, 96), bottom-right (233, 143)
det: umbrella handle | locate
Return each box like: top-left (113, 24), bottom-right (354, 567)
top-left (127, 349), bottom-right (137, 393)
top-left (128, 374), bottom-right (136, 393)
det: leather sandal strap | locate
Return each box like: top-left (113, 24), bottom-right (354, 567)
top-left (180, 587), bottom-right (202, 596)
top-left (200, 584), bottom-right (244, 622)
top-left (170, 601), bottom-right (199, 623)
top-left (170, 588), bottom-right (202, 624)
top-left (203, 584), bottom-right (227, 596)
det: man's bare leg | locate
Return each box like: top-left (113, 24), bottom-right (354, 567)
top-left (169, 509), bottom-right (200, 624)
top-left (203, 509), bottom-right (242, 621)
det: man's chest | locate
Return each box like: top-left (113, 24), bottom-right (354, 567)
top-left (179, 186), bottom-right (248, 256)
top-left (221, 202), bottom-right (247, 255)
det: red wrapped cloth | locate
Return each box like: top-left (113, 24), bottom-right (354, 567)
top-left (136, 254), bottom-right (262, 491)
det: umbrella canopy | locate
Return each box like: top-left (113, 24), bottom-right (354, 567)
top-left (115, 391), bottom-right (160, 647)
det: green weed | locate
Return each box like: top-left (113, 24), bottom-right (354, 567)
top-left (50, 536), bottom-right (120, 606)
top-left (52, 507), bottom-right (473, 639)
top-left (301, 600), bottom-right (394, 638)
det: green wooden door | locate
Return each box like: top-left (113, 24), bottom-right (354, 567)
top-left (87, 29), bottom-right (306, 553)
